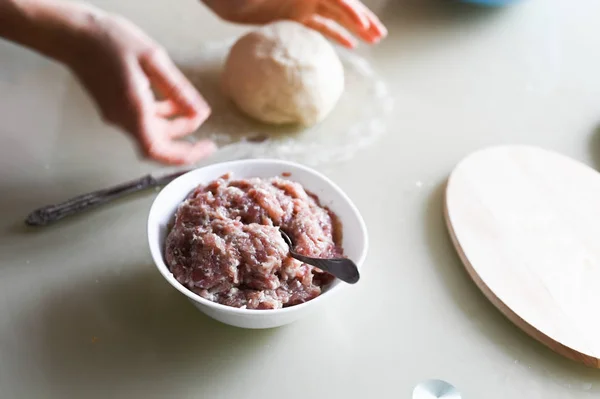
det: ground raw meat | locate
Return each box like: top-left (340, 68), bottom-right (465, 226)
top-left (164, 173), bottom-right (343, 310)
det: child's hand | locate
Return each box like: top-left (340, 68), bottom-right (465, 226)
top-left (202, 0), bottom-right (387, 48)
top-left (65, 13), bottom-right (215, 165)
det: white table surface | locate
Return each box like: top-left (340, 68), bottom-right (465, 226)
top-left (2, 0), bottom-right (600, 397)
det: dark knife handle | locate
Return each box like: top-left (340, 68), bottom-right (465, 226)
top-left (25, 174), bottom-right (158, 227)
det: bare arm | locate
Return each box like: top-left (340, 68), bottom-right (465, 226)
top-left (0, 0), bottom-right (215, 165)
top-left (0, 0), bottom-right (100, 63)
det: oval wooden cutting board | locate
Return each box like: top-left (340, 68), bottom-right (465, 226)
top-left (444, 145), bottom-right (600, 368)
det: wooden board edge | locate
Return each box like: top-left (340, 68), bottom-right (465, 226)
top-left (441, 176), bottom-right (600, 369)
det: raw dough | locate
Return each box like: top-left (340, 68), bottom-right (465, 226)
top-left (221, 21), bottom-right (345, 126)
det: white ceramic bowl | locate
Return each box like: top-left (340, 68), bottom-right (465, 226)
top-left (147, 159), bottom-right (368, 329)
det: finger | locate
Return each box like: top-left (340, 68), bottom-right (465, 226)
top-left (162, 115), bottom-right (207, 139)
top-left (359, 4), bottom-right (388, 39)
top-left (136, 105), bottom-right (216, 165)
top-left (320, 0), bottom-right (369, 29)
top-left (108, 61), bottom-right (207, 166)
top-left (317, 5), bottom-right (376, 44)
top-left (155, 100), bottom-right (178, 117)
top-left (155, 98), bottom-right (211, 138)
top-left (304, 16), bottom-right (357, 48)
top-left (112, 61), bottom-right (155, 136)
top-left (320, 0), bottom-right (388, 44)
top-left (140, 47), bottom-right (211, 124)
top-left (154, 96), bottom-right (210, 138)
top-left (145, 138), bottom-right (217, 165)
top-left (155, 100), bottom-right (211, 139)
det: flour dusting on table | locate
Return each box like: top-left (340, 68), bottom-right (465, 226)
top-left (183, 38), bottom-right (394, 168)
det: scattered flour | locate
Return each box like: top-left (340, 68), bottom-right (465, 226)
top-left (183, 38), bottom-right (394, 168)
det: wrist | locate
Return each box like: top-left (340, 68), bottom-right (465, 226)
top-left (0, 0), bottom-right (107, 64)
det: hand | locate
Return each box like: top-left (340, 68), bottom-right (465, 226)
top-left (65, 12), bottom-right (215, 165)
top-left (202, 0), bottom-right (387, 48)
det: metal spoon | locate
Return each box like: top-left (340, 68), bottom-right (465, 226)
top-left (280, 230), bottom-right (360, 284)
top-left (24, 169), bottom-right (189, 227)
top-left (24, 138), bottom-right (266, 227)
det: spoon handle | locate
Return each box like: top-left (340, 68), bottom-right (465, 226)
top-left (290, 252), bottom-right (360, 284)
top-left (24, 144), bottom-right (258, 227)
top-left (24, 174), bottom-right (159, 226)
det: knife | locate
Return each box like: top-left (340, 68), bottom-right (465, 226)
top-left (24, 139), bottom-right (263, 227)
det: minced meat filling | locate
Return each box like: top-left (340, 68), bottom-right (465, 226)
top-left (164, 174), bottom-right (343, 309)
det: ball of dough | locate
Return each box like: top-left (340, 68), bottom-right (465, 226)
top-left (221, 21), bottom-right (345, 126)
